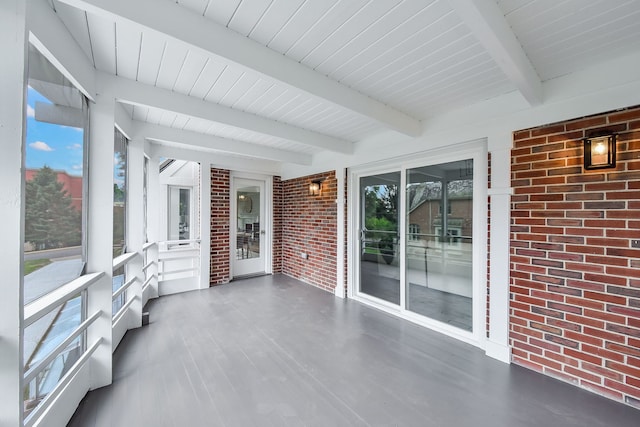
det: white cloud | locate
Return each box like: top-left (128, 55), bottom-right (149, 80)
top-left (29, 141), bottom-right (54, 152)
top-left (67, 143), bottom-right (82, 150)
top-left (27, 104), bottom-right (35, 118)
top-left (72, 164), bottom-right (83, 171)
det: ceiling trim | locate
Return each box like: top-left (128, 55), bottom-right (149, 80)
top-left (99, 73), bottom-right (353, 154)
top-left (133, 121), bottom-right (312, 165)
top-left (28, 0), bottom-right (96, 100)
top-left (149, 143), bottom-right (282, 176)
top-left (449, 0), bottom-right (542, 106)
top-left (56, 0), bottom-right (423, 137)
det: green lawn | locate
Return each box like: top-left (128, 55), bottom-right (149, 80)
top-left (24, 259), bottom-right (51, 275)
top-left (363, 247), bottom-right (381, 255)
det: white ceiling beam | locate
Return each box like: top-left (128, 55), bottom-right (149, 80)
top-left (149, 143), bottom-right (282, 176)
top-left (449, 0), bottom-right (542, 106)
top-left (133, 121), bottom-right (312, 165)
top-left (99, 73), bottom-right (352, 154)
top-left (27, 0), bottom-right (95, 100)
top-left (56, 0), bottom-right (422, 136)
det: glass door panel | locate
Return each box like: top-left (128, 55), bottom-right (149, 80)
top-left (405, 160), bottom-right (473, 331)
top-left (233, 178), bottom-right (265, 277)
top-left (359, 172), bottom-right (400, 304)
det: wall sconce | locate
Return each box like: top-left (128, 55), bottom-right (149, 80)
top-left (584, 133), bottom-right (616, 170)
top-left (309, 179), bottom-right (323, 196)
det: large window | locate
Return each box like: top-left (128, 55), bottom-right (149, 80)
top-left (143, 156), bottom-right (149, 243)
top-left (113, 128), bottom-right (128, 256)
top-left (22, 44), bottom-right (88, 416)
top-left (113, 128), bottom-right (128, 315)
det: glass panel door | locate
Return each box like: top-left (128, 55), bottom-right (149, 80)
top-left (359, 172), bottom-right (400, 304)
top-left (405, 160), bottom-right (473, 331)
top-left (233, 178), bottom-right (265, 277)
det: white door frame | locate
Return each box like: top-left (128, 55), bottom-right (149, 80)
top-left (230, 172), bottom-right (273, 278)
top-left (348, 140), bottom-right (488, 348)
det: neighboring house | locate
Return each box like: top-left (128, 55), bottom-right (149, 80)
top-left (25, 168), bottom-right (82, 211)
top-left (408, 197), bottom-right (473, 243)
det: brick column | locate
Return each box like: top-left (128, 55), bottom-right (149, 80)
top-left (272, 176), bottom-right (283, 273)
top-left (210, 168), bottom-right (230, 285)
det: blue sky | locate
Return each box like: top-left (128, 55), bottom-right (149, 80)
top-left (26, 87), bottom-right (125, 188)
top-left (26, 86), bottom-right (85, 177)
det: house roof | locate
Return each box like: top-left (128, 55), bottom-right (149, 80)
top-left (46, 0), bottom-right (640, 167)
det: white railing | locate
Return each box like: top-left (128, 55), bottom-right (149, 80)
top-left (24, 273), bottom-right (102, 328)
top-left (142, 242), bottom-right (158, 299)
top-left (112, 252), bottom-right (142, 353)
top-left (112, 252), bottom-right (138, 272)
top-left (158, 239), bottom-right (200, 280)
top-left (22, 272), bottom-right (104, 426)
top-left (157, 239), bottom-right (201, 295)
top-left (24, 339), bottom-right (102, 427)
top-left (112, 252), bottom-right (138, 321)
top-left (112, 277), bottom-right (136, 324)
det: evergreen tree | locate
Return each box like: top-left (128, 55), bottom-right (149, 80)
top-left (25, 166), bottom-right (81, 250)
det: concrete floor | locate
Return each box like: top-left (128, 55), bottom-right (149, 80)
top-left (68, 274), bottom-right (639, 426)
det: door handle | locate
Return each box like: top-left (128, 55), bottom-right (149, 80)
top-left (260, 230), bottom-right (265, 235)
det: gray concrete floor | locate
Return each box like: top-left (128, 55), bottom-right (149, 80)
top-left (68, 274), bottom-right (639, 426)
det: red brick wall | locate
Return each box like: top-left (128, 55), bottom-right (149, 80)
top-left (273, 176), bottom-right (283, 273)
top-left (210, 168), bottom-right (230, 285)
top-left (510, 107), bottom-right (640, 408)
top-left (282, 171), bottom-right (337, 293)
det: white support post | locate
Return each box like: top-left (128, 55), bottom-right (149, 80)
top-left (146, 150), bottom-right (161, 298)
top-left (486, 140), bottom-right (513, 363)
top-left (86, 93), bottom-right (115, 388)
top-left (335, 168), bottom-right (346, 298)
top-left (199, 162), bottom-right (211, 289)
top-left (127, 137), bottom-right (144, 328)
top-left (0, 2), bottom-right (27, 425)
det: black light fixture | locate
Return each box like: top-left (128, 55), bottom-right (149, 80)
top-left (584, 132), bottom-right (616, 170)
top-left (309, 179), bottom-right (323, 196)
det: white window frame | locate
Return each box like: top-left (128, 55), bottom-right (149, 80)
top-left (348, 139), bottom-right (488, 348)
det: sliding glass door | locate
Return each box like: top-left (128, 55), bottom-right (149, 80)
top-left (355, 156), bottom-right (478, 335)
top-left (405, 160), bottom-right (473, 331)
top-left (359, 172), bottom-right (400, 304)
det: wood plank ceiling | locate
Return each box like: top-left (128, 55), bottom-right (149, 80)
top-left (49, 0), bottom-right (640, 165)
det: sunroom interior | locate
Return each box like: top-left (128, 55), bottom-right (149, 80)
top-left (2, 0), bottom-right (640, 426)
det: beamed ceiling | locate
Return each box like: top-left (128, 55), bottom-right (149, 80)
top-left (46, 0), bottom-right (640, 165)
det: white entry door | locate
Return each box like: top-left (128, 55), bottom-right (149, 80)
top-left (233, 178), bottom-right (266, 277)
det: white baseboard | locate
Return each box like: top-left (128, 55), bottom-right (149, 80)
top-left (485, 339), bottom-right (511, 363)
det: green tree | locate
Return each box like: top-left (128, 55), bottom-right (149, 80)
top-left (364, 185), bottom-right (398, 228)
top-left (25, 166), bottom-right (81, 250)
top-left (113, 183), bottom-right (125, 203)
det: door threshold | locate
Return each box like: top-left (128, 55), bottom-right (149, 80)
top-left (232, 272), bottom-right (269, 281)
